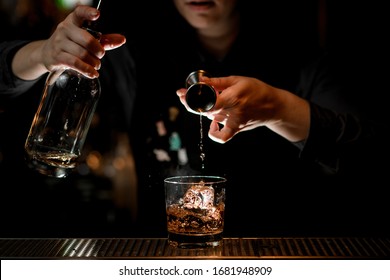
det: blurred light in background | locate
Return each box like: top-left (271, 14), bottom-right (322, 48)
top-left (55, 0), bottom-right (93, 10)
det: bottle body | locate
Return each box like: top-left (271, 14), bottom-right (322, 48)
top-left (25, 69), bottom-right (101, 178)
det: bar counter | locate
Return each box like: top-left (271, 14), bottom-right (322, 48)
top-left (1, 237), bottom-right (389, 259)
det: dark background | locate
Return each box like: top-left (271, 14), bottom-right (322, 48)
top-left (1, 0), bottom-right (388, 238)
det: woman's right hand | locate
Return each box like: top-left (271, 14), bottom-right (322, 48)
top-left (12, 5), bottom-right (126, 81)
top-left (177, 75), bottom-right (310, 144)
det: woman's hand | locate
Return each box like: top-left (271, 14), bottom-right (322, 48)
top-left (12, 5), bottom-right (126, 81)
top-left (177, 75), bottom-right (310, 143)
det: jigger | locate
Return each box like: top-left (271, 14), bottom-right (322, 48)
top-left (185, 70), bottom-right (217, 112)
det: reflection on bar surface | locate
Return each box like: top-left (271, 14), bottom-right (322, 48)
top-left (1, 237), bottom-right (389, 259)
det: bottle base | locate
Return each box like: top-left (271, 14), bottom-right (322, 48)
top-left (26, 158), bottom-right (74, 178)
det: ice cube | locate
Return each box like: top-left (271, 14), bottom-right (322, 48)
top-left (183, 184), bottom-right (214, 209)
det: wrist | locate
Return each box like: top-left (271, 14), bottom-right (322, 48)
top-left (267, 89), bottom-right (310, 142)
top-left (12, 40), bottom-right (48, 81)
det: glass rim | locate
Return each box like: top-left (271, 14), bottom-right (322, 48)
top-left (164, 175), bottom-right (226, 184)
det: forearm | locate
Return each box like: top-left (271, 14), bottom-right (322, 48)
top-left (12, 40), bottom-right (49, 81)
top-left (0, 40), bottom-right (43, 100)
top-left (266, 89), bottom-right (310, 143)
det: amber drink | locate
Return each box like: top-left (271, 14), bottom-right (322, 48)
top-left (164, 175), bottom-right (226, 248)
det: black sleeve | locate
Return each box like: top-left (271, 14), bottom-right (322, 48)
top-left (295, 50), bottom-right (390, 175)
top-left (0, 40), bottom-right (43, 100)
top-left (300, 101), bottom-right (390, 176)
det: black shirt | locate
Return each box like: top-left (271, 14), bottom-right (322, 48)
top-left (1, 1), bottom-right (389, 238)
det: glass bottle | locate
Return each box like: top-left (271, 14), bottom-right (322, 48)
top-left (25, 21), bottom-right (102, 178)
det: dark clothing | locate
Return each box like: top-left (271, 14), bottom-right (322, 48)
top-left (0, 41), bottom-right (139, 238)
top-left (1, 1), bottom-right (389, 238)
top-left (122, 2), bottom-right (390, 238)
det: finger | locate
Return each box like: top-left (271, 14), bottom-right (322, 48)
top-left (176, 88), bottom-right (186, 98)
top-left (208, 120), bottom-right (235, 143)
top-left (176, 88), bottom-right (189, 108)
top-left (55, 51), bottom-right (99, 78)
top-left (176, 88), bottom-right (201, 115)
top-left (63, 35), bottom-right (101, 65)
top-left (56, 16), bottom-right (104, 59)
top-left (100, 34), bottom-right (126, 50)
top-left (79, 27), bottom-right (105, 58)
top-left (71, 5), bottom-right (100, 26)
top-left (66, 6), bottom-right (106, 56)
top-left (206, 76), bottom-right (236, 92)
top-left (212, 113), bottom-right (227, 124)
